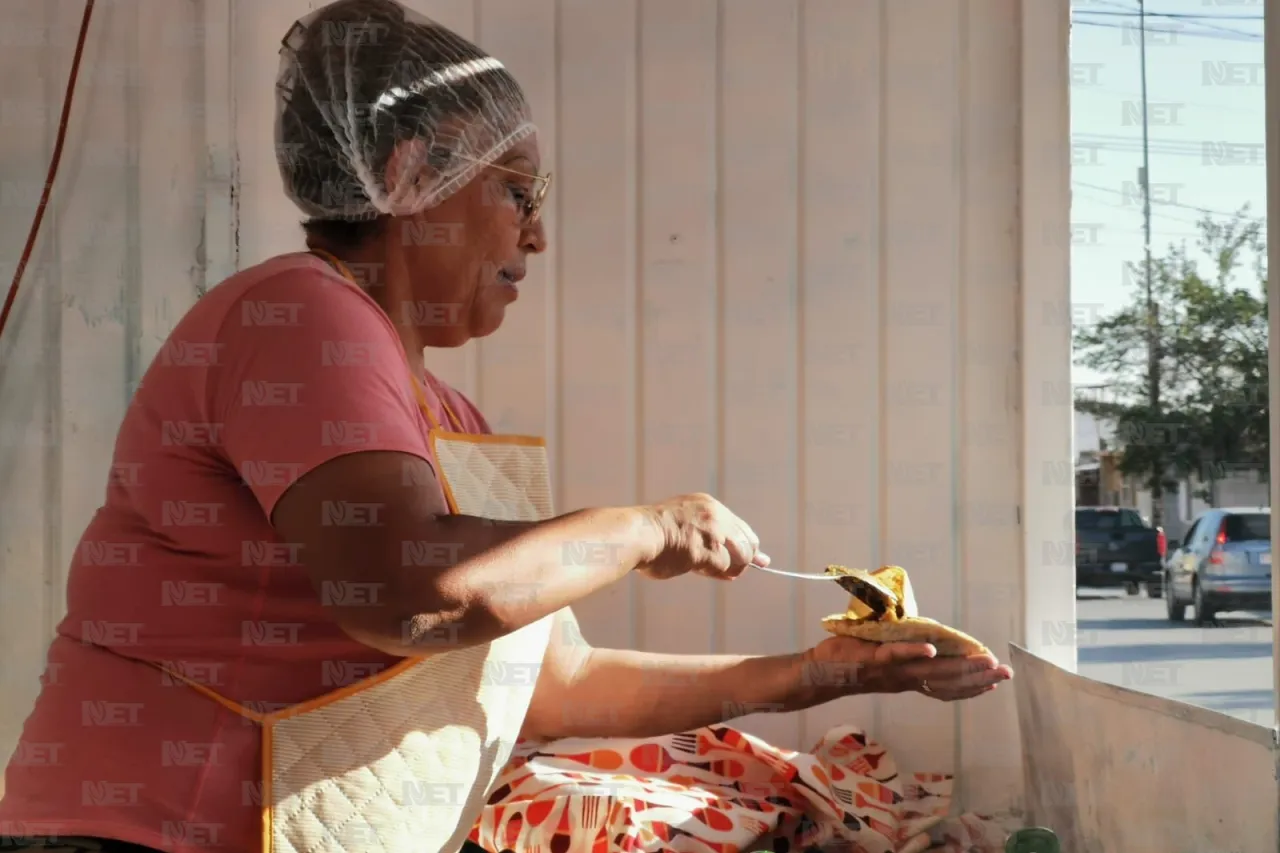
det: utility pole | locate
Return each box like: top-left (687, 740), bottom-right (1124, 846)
top-left (1137, 0), bottom-right (1163, 526)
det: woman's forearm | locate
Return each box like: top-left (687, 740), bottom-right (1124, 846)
top-left (543, 648), bottom-right (810, 740)
top-left (283, 455), bottom-right (757, 659)
top-left (366, 507), bottom-right (660, 655)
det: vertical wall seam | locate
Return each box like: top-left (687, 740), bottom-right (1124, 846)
top-left (472, 1), bottom-right (486, 411)
top-left (873, 0), bottom-right (889, 740)
top-left (794, 0), bottom-right (808, 750)
top-left (464, 0), bottom-right (482, 400)
top-left (124, 0), bottom-right (142, 400)
top-left (42, 0), bottom-right (66, 644)
top-left (632, 0), bottom-right (645, 651)
top-left (548, 0), bottom-right (562, 520)
top-left (192, 0), bottom-right (208, 300)
top-left (713, 0), bottom-right (727, 656)
top-left (227, 0), bottom-right (240, 275)
top-left (1017, 0), bottom-right (1030, 664)
top-left (198, 0), bottom-right (233, 295)
top-left (953, 0), bottom-right (971, 804)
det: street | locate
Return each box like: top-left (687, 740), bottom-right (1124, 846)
top-left (1076, 589), bottom-right (1275, 727)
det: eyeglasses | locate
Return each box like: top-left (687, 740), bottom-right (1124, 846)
top-left (485, 161), bottom-right (551, 225)
top-left (450, 153), bottom-right (551, 225)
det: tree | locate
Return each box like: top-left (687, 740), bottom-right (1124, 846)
top-left (1073, 208), bottom-right (1268, 514)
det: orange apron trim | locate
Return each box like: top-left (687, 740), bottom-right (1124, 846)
top-left (149, 652), bottom-right (430, 853)
top-left (138, 247), bottom-right (549, 853)
top-left (145, 248), bottom-right (557, 852)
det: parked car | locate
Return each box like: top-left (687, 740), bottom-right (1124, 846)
top-left (1075, 506), bottom-right (1167, 593)
top-left (1165, 507), bottom-right (1272, 626)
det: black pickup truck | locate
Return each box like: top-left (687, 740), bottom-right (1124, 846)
top-left (1075, 507), bottom-right (1167, 593)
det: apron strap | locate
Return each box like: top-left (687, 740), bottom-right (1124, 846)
top-left (307, 248), bottom-right (467, 433)
top-left (412, 379), bottom-right (444, 431)
top-left (415, 373), bottom-right (467, 433)
top-left (309, 247), bottom-right (352, 281)
top-left (146, 661), bottom-right (266, 723)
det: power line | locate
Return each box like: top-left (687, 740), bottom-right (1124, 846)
top-left (1076, 7), bottom-right (1264, 39)
top-left (1076, 131), bottom-right (1262, 147)
top-left (1076, 131), bottom-right (1263, 146)
top-left (1071, 186), bottom-right (1259, 232)
top-left (1072, 18), bottom-right (1262, 41)
top-left (1076, 0), bottom-right (1264, 23)
top-left (1073, 229), bottom-right (1214, 245)
top-left (1074, 134), bottom-right (1260, 151)
top-left (1076, 143), bottom-right (1257, 160)
top-left (1073, 179), bottom-right (1261, 220)
top-left (1071, 18), bottom-right (1262, 41)
top-left (1072, 188), bottom-right (1224, 227)
top-left (1079, 9), bottom-right (1263, 20)
top-left (1081, 0), bottom-right (1246, 14)
top-left (1072, 133), bottom-right (1267, 164)
top-left (1072, 87), bottom-right (1263, 119)
top-left (1071, 139), bottom-right (1266, 161)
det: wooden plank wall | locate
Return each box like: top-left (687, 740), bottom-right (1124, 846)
top-left (0, 0), bottom-right (1076, 815)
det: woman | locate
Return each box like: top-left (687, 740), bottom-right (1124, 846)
top-left (0, 2), bottom-right (1012, 852)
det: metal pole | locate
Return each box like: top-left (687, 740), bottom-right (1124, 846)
top-left (1137, 0), bottom-right (1162, 527)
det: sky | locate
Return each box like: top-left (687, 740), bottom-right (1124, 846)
top-left (1070, 0), bottom-right (1267, 402)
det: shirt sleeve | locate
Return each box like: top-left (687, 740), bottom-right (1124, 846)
top-left (212, 269), bottom-right (432, 517)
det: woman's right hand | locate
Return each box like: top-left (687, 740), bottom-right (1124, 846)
top-left (635, 493), bottom-right (769, 581)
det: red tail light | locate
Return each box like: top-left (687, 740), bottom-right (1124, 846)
top-left (1156, 529), bottom-right (1167, 558)
top-left (1208, 520), bottom-right (1228, 564)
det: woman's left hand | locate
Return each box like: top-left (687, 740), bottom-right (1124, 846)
top-left (799, 636), bottom-right (1014, 703)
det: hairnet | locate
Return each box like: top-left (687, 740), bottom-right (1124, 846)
top-left (274, 0), bottom-right (536, 221)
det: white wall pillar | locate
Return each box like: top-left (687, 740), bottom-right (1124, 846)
top-left (1020, 0), bottom-right (1077, 677)
top-left (1264, 0), bottom-right (1280, 767)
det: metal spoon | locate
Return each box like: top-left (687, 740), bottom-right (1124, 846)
top-left (750, 564), bottom-right (844, 582)
top-left (751, 563), bottom-right (897, 597)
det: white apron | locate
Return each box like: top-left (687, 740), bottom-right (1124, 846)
top-left (159, 251), bottom-right (555, 853)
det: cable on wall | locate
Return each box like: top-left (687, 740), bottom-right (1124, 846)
top-left (0, 0), bottom-right (96, 344)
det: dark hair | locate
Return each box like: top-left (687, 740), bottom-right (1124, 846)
top-left (301, 216), bottom-right (387, 250)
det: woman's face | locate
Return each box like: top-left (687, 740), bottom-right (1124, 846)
top-left (392, 135), bottom-right (548, 348)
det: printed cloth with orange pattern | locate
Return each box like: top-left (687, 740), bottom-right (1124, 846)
top-left (467, 723), bottom-right (1022, 853)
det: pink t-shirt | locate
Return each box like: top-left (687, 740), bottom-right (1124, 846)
top-left (0, 253), bottom-right (491, 853)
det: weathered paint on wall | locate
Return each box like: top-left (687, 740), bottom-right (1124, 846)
top-left (0, 0), bottom-right (1076, 816)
